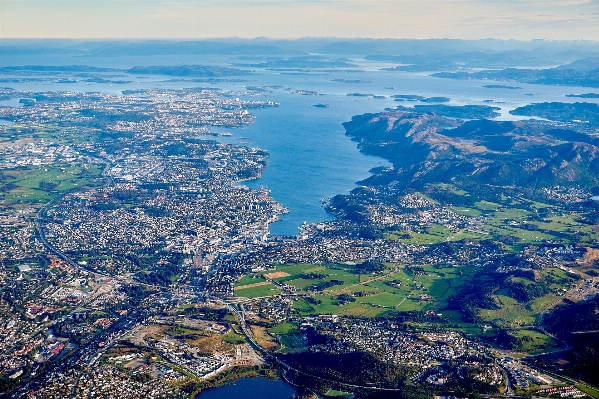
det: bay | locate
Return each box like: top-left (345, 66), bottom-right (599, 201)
top-left (0, 98), bottom-right (25, 108)
top-left (2, 53), bottom-right (598, 234)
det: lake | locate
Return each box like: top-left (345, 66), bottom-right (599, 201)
top-left (195, 377), bottom-right (297, 399)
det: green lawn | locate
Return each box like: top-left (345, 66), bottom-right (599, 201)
top-left (272, 263), bottom-right (325, 278)
top-left (234, 283), bottom-right (281, 298)
top-left (235, 274), bottom-right (266, 287)
top-left (266, 263), bottom-right (361, 292)
top-left (577, 385), bottom-right (599, 399)
top-left (0, 165), bottom-right (102, 206)
top-left (292, 295), bottom-right (392, 318)
top-left (512, 329), bottom-right (558, 354)
top-left (278, 333), bottom-right (308, 353)
top-left (269, 322), bottom-right (299, 335)
top-left (324, 389), bottom-right (354, 398)
top-left (479, 295), bottom-right (536, 327)
top-left (223, 331), bottom-right (246, 344)
top-left (355, 292), bottom-right (405, 307)
top-left (394, 224), bottom-right (455, 245)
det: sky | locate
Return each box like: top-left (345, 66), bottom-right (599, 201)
top-left (0, 0), bottom-right (598, 40)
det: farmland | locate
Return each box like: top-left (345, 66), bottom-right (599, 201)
top-left (235, 257), bottom-right (581, 356)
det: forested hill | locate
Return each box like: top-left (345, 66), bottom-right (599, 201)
top-left (342, 108), bottom-right (599, 196)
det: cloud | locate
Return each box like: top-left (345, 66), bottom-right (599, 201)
top-left (0, 0), bottom-right (597, 39)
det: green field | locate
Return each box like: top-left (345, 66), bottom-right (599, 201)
top-left (512, 329), bottom-right (558, 354)
top-left (268, 322), bottom-right (299, 335)
top-left (0, 165), bottom-right (103, 207)
top-left (251, 262), bottom-right (462, 318)
top-left (260, 262), bottom-right (364, 292)
top-left (235, 274), bottom-right (266, 287)
top-left (398, 224), bottom-right (455, 245)
top-left (479, 295), bottom-right (536, 327)
top-left (234, 283), bottom-right (281, 298)
top-left (292, 295), bottom-right (392, 318)
top-left (383, 188), bottom-right (599, 246)
top-left (238, 262), bottom-right (478, 319)
top-left (246, 258), bottom-right (575, 341)
top-left (223, 331), bottom-right (246, 344)
top-left (277, 333), bottom-right (308, 353)
top-left (577, 385), bottom-right (599, 399)
top-left (324, 389), bottom-right (354, 398)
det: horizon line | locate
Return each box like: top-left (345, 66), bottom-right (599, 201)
top-left (1, 37), bottom-right (598, 43)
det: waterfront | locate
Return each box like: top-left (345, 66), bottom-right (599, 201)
top-left (1, 54), bottom-right (598, 235)
top-left (2, 44), bottom-right (599, 399)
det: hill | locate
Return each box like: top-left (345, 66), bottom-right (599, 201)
top-left (342, 108), bottom-right (599, 195)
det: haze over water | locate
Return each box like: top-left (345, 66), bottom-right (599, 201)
top-left (2, 54), bottom-right (597, 235)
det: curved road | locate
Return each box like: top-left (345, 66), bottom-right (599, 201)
top-left (222, 300), bottom-right (405, 393)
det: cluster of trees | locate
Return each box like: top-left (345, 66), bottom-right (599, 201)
top-left (282, 351), bottom-right (413, 389)
top-left (355, 260), bottom-right (386, 274)
top-left (133, 252), bottom-right (185, 286)
top-left (308, 279), bottom-right (343, 291)
top-left (446, 270), bottom-right (499, 323)
top-left (118, 284), bottom-right (150, 309)
top-left (504, 280), bottom-right (549, 302)
top-left (183, 306), bottom-right (229, 321)
top-left (336, 294), bottom-right (356, 304)
top-left (567, 343), bottom-right (599, 385)
top-left (136, 261), bottom-right (182, 286)
top-left (301, 273), bottom-right (326, 280)
top-left (493, 329), bottom-right (527, 351)
top-left (544, 297), bottom-right (599, 336)
top-left (541, 297), bottom-right (599, 385)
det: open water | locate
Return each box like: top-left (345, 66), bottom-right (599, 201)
top-left (194, 377), bottom-right (296, 399)
top-left (2, 54), bottom-right (598, 234)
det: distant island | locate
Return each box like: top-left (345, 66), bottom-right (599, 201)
top-left (395, 104), bottom-right (500, 119)
top-left (0, 64), bottom-right (255, 78)
top-left (420, 96), bottom-right (451, 103)
top-left (234, 56), bottom-right (358, 69)
top-left (382, 60), bottom-right (459, 72)
top-left (483, 84), bottom-right (522, 89)
top-left (332, 79), bottom-right (372, 84)
top-left (0, 65), bottom-right (120, 73)
top-left (432, 57), bottom-right (599, 88)
top-left (510, 101), bottom-right (599, 124)
top-left (394, 94), bottom-right (426, 101)
top-left (126, 65), bottom-right (254, 77)
top-left (566, 93), bottom-right (599, 98)
top-left (394, 94), bottom-right (450, 103)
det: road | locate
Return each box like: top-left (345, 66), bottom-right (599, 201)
top-left (222, 299), bottom-right (405, 393)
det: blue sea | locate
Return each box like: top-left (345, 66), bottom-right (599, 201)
top-left (2, 54), bottom-right (597, 235)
